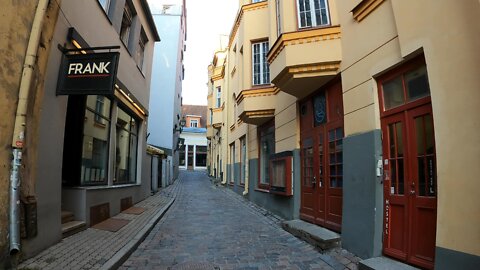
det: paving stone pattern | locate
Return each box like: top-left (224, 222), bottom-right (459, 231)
top-left (18, 181), bottom-right (179, 270)
top-left (120, 171), bottom-right (360, 270)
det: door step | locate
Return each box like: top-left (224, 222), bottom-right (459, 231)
top-left (61, 210), bottom-right (75, 224)
top-left (358, 257), bottom-right (421, 270)
top-left (282, 219), bottom-right (341, 250)
top-left (62, 220), bottom-right (86, 238)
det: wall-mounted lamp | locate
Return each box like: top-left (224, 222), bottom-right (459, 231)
top-left (173, 117), bottom-right (186, 133)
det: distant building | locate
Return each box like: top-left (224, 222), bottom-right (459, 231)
top-left (179, 105), bottom-right (208, 171)
top-left (147, 0), bottom-right (187, 184)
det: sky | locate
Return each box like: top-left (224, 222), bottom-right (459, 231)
top-left (149, 0), bottom-right (239, 106)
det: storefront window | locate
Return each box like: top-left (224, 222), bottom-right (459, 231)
top-left (81, 95), bottom-right (111, 185)
top-left (114, 107), bottom-right (138, 184)
top-left (195, 146), bottom-right (207, 167)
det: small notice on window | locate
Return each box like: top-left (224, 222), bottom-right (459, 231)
top-left (390, 187), bottom-right (395, 194)
top-left (384, 159), bottom-right (389, 165)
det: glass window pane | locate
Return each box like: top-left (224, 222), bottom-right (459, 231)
top-left (383, 77), bottom-right (405, 109)
top-left (397, 159), bottom-right (404, 194)
top-left (313, 93), bottom-right (327, 126)
top-left (405, 65), bottom-right (430, 102)
top-left (390, 159), bottom-right (397, 192)
top-left (426, 156), bottom-right (436, 196)
top-left (425, 114), bottom-right (435, 154)
top-left (115, 107), bottom-right (138, 184)
top-left (418, 157), bottom-right (426, 196)
top-left (388, 124), bottom-right (396, 158)
top-left (395, 122), bottom-right (403, 157)
top-left (415, 116), bottom-right (426, 155)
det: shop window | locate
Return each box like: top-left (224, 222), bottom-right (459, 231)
top-left (252, 41), bottom-right (270, 85)
top-left (114, 107), bottom-right (138, 185)
top-left (81, 95), bottom-right (111, 185)
top-left (195, 146), bottom-right (207, 167)
top-left (269, 152), bottom-right (293, 196)
top-left (297, 0), bottom-right (330, 29)
top-left (258, 121), bottom-right (275, 189)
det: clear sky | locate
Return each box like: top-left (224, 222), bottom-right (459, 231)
top-left (149, 0), bottom-right (239, 106)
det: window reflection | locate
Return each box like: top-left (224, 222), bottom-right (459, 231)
top-left (81, 95), bottom-right (111, 185)
top-left (114, 107), bottom-right (138, 184)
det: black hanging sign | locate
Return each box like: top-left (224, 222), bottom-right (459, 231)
top-left (56, 52), bottom-right (120, 95)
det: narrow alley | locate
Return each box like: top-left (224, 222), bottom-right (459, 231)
top-left (120, 171), bottom-right (359, 270)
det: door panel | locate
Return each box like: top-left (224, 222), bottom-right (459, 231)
top-left (382, 104), bottom-right (436, 269)
top-left (300, 80), bottom-right (343, 232)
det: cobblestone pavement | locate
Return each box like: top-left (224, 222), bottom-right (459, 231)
top-left (120, 170), bottom-right (360, 270)
top-left (18, 181), bottom-right (179, 270)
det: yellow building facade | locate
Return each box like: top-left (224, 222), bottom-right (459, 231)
top-left (208, 0), bottom-right (480, 269)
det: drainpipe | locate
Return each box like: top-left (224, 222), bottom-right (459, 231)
top-left (9, 0), bottom-right (50, 255)
top-left (242, 129), bottom-right (249, 196)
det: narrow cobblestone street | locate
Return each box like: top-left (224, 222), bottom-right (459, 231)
top-left (120, 171), bottom-right (359, 270)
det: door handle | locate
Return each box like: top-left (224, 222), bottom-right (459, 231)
top-left (410, 190), bottom-right (415, 195)
top-left (410, 181), bottom-right (416, 195)
top-left (312, 176), bottom-right (316, 188)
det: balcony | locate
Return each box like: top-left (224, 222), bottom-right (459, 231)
top-left (211, 107), bottom-right (223, 129)
top-left (237, 86), bottom-right (277, 126)
top-left (206, 125), bottom-right (214, 139)
top-left (267, 26), bottom-right (342, 99)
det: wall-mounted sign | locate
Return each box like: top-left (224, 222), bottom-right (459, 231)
top-left (56, 52), bottom-right (120, 95)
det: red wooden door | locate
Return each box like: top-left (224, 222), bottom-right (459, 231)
top-left (300, 80), bottom-right (343, 232)
top-left (382, 104), bottom-right (436, 269)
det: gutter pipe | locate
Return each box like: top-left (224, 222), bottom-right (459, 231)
top-left (9, 0), bottom-right (50, 255)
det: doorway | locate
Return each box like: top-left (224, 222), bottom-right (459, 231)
top-left (378, 57), bottom-right (436, 269)
top-left (300, 79), bottom-right (344, 232)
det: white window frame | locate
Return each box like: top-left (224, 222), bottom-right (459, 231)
top-left (252, 0), bottom-right (266, 3)
top-left (252, 41), bottom-right (270, 86)
top-left (297, 0), bottom-right (330, 29)
top-left (276, 0), bottom-right (282, 37)
top-left (216, 87), bottom-right (222, 108)
top-left (190, 119), bottom-right (198, 128)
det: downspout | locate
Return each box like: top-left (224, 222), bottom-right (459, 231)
top-left (242, 129), bottom-right (249, 196)
top-left (9, 0), bottom-right (50, 255)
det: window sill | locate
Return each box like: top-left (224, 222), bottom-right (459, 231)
top-left (255, 188), bottom-right (270, 193)
top-left (64, 183), bottom-right (141, 190)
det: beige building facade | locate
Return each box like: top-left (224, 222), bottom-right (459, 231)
top-left (207, 0), bottom-right (480, 269)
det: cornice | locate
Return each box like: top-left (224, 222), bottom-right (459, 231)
top-left (235, 86), bottom-right (279, 105)
top-left (267, 26), bottom-right (341, 64)
top-left (228, 1), bottom-right (269, 48)
top-left (352, 0), bottom-right (385, 22)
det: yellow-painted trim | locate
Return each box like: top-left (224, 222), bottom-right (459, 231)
top-left (211, 65), bottom-right (225, 81)
top-left (228, 1), bottom-right (268, 48)
top-left (272, 61), bottom-right (341, 86)
top-left (352, 0), bottom-right (385, 22)
top-left (231, 66), bottom-right (236, 77)
top-left (239, 109), bottom-right (275, 122)
top-left (236, 86), bottom-right (278, 104)
top-left (212, 107), bottom-right (223, 113)
top-left (267, 26), bottom-right (341, 64)
top-left (230, 123), bottom-right (235, 131)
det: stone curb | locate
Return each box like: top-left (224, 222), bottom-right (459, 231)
top-left (100, 196), bottom-right (175, 270)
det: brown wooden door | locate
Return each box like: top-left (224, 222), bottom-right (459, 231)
top-left (382, 104), bottom-right (436, 269)
top-left (300, 80), bottom-right (343, 232)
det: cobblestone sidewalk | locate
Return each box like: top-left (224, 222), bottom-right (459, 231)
top-left (18, 180), bottom-right (180, 270)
